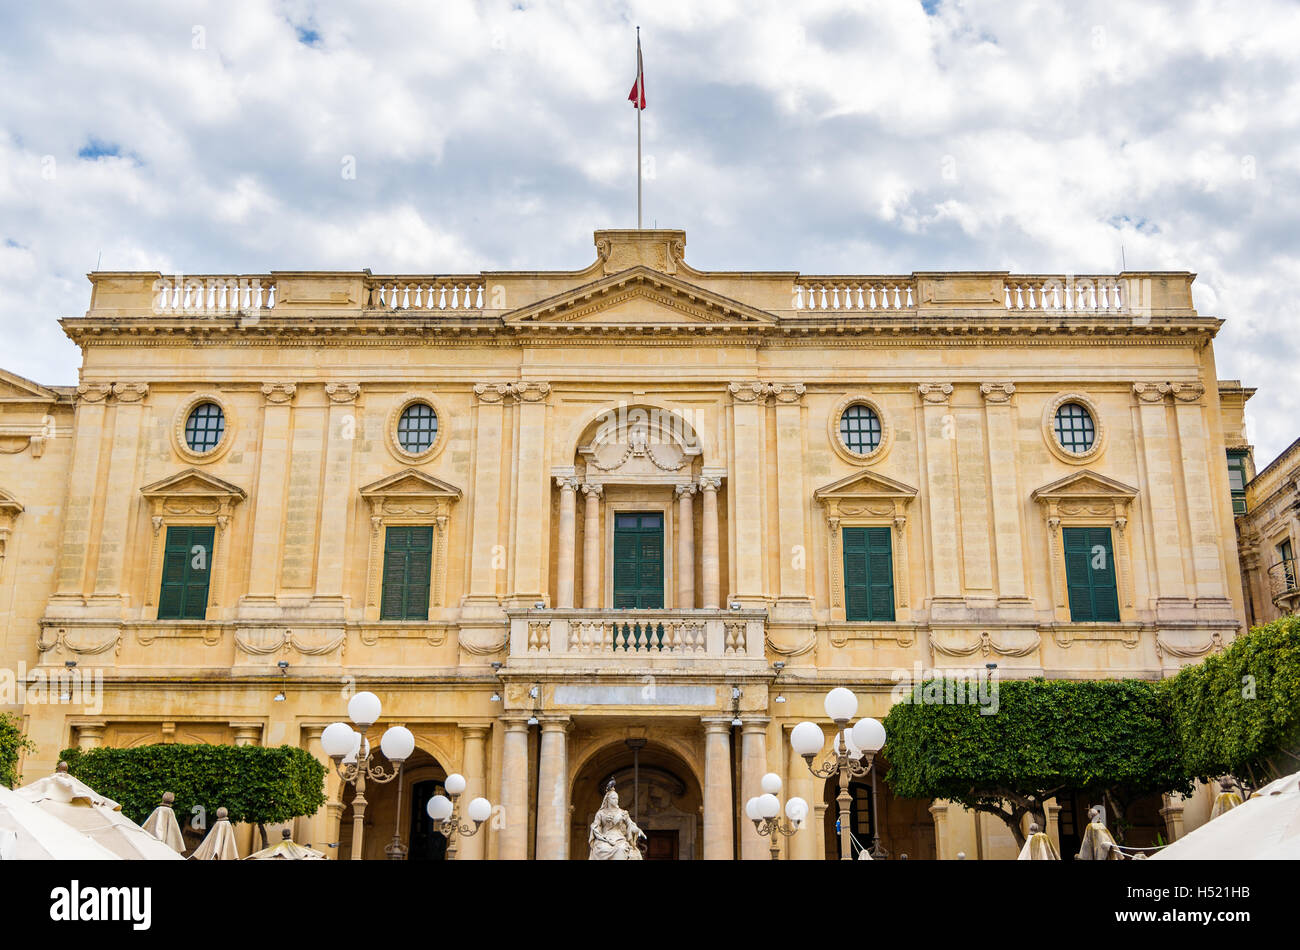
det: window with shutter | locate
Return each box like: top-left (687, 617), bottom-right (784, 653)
top-left (380, 526), bottom-right (435, 620)
top-left (157, 525), bottom-right (215, 620)
top-left (612, 512), bottom-right (664, 609)
top-left (842, 526), bottom-right (895, 622)
top-left (1062, 527), bottom-right (1120, 622)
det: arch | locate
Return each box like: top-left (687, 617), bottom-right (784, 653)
top-left (568, 738), bottom-right (704, 860)
top-left (821, 757), bottom-right (937, 860)
top-left (338, 744), bottom-right (452, 860)
top-left (560, 398), bottom-right (717, 469)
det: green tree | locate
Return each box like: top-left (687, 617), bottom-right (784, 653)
top-left (883, 678), bottom-right (1189, 847)
top-left (0, 713), bottom-right (36, 788)
top-left (59, 743), bottom-right (326, 847)
top-left (1163, 615), bottom-right (1300, 788)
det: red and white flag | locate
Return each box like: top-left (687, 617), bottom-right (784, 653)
top-left (628, 32), bottom-right (646, 110)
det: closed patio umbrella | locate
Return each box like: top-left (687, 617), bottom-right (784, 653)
top-left (17, 763), bottom-right (182, 861)
top-left (1076, 807), bottom-right (1123, 860)
top-left (0, 783), bottom-right (121, 860)
top-left (141, 792), bottom-right (186, 854)
top-left (247, 828), bottom-right (326, 860)
top-left (1017, 821), bottom-right (1061, 860)
top-left (190, 807), bottom-right (240, 860)
top-left (1209, 777), bottom-right (1244, 820)
top-left (1152, 769), bottom-right (1300, 860)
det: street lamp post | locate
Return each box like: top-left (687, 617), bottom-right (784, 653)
top-left (745, 772), bottom-right (808, 860)
top-left (790, 687), bottom-right (886, 861)
top-left (321, 691), bottom-right (415, 861)
top-left (425, 772), bottom-right (492, 860)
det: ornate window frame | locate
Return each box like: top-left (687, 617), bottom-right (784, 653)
top-left (0, 488), bottom-right (22, 576)
top-left (1031, 470), bottom-right (1138, 622)
top-left (1042, 392), bottom-right (1106, 465)
top-left (814, 470), bottom-right (918, 623)
top-left (386, 393), bottom-right (449, 465)
top-left (140, 469), bottom-right (246, 618)
top-left (829, 394), bottom-right (894, 465)
top-left (173, 393), bottom-right (235, 465)
top-left (360, 469), bottom-right (462, 621)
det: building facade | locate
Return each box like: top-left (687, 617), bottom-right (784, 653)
top-left (1237, 434), bottom-right (1300, 626)
top-left (0, 228), bottom-right (1255, 858)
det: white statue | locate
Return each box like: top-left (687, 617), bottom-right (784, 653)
top-left (588, 780), bottom-right (646, 860)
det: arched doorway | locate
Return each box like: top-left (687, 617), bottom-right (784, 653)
top-left (569, 740), bottom-right (704, 860)
top-left (822, 757), bottom-right (937, 859)
top-left (337, 747), bottom-right (448, 860)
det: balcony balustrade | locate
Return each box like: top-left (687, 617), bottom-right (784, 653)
top-left (506, 608), bottom-right (767, 664)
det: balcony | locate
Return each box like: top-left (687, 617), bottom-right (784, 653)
top-left (505, 608), bottom-right (767, 669)
top-left (1269, 558), bottom-right (1300, 614)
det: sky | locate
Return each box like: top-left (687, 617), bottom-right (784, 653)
top-left (1, 0), bottom-right (1297, 469)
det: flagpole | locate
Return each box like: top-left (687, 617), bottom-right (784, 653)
top-left (636, 26), bottom-right (642, 230)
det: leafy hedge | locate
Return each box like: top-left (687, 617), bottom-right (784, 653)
top-left (1, 713), bottom-right (35, 789)
top-left (1162, 615), bottom-right (1300, 784)
top-left (59, 743), bottom-right (326, 827)
top-left (883, 678), bottom-right (1190, 844)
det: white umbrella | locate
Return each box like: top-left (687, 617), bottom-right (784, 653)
top-left (0, 784), bottom-right (121, 860)
top-left (190, 807), bottom-right (240, 860)
top-left (247, 828), bottom-right (326, 860)
top-left (1017, 822), bottom-right (1061, 860)
top-left (17, 765), bottom-right (183, 861)
top-left (140, 792), bottom-right (186, 854)
top-left (1152, 769), bottom-right (1300, 860)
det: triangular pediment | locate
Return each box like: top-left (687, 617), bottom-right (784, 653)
top-left (815, 470), bottom-right (919, 502)
top-left (141, 468), bottom-right (246, 501)
top-left (0, 368), bottom-right (58, 402)
top-left (360, 469), bottom-right (462, 500)
top-left (503, 267), bottom-right (776, 328)
top-left (1031, 470), bottom-right (1138, 503)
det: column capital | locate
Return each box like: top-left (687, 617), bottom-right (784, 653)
top-left (1132, 381), bottom-right (1172, 404)
top-left (459, 723), bottom-right (492, 740)
top-left (739, 717), bottom-right (771, 733)
top-left (539, 716), bottom-right (572, 734)
top-left (511, 381), bottom-right (552, 403)
top-left (75, 383), bottom-right (112, 404)
top-left (111, 382), bottom-right (150, 403)
top-left (473, 382), bottom-right (512, 404)
top-left (979, 381), bottom-right (1015, 404)
top-left (918, 382), bottom-right (954, 405)
top-left (554, 475), bottom-right (580, 492)
top-left (729, 381), bottom-right (770, 405)
top-left (261, 382), bottom-right (298, 405)
top-left (698, 475), bottom-right (723, 493)
top-left (581, 482), bottom-right (603, 497)
top-left (1170, 381), bottom-right (1206, 404)
top-left (500, 716), bottom-right (532, 732)
top-left (325, 382), bottom-right (361, 404)
top-left (701, 717), bottom-right (734, 733)
top-left (770, 383), bottom-right (806, 404)
top-left (675, 482), bottom-right (698, 497)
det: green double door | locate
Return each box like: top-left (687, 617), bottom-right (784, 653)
top-left (612, 512), bottom-right (664, 609)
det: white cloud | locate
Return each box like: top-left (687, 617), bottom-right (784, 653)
top-left (0, 0), bottom-right (1297, 466)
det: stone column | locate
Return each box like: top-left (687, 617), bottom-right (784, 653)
top-left (772, 385), bottom-right (809, 603)
top-left (466, 384), bottom-right (510, 604)
top-left (1170, 383), bottom-right (1229, 605)
top-left (702, 718), bottom-right (734, 859)
top-left (675, 483), bottom-right (696, 609)
top-left (980, 383), bottom-right (1028, 603)
top-left (1133, 383), bottom-right (1190, 610)
top-left (555, 477), bottom-right (578, 608)
top-left (459, 724), bottom-right (490, 860)
top-left (241, 384), bottom-right (296, 608)
top-left (582, 484), bottom-right (603, 608)
top-left (90, 383), bottom-right (149, 604)
top-left (786, 724), bottom-right (818, 860)
top-left (700, 477), bottom-right (722, 609)
top-left (813, 802), bottom-right (829, 860)
top-left (75, 723), bottom-right (106, 751)
top-left (919, 383), bottom-right (962, 606)
top-left (303, 726), bottom-right (344, 859)
top-left (497, 719), bottom-right (531, 859)
top-left (739, 720), bottom-right (770, 860)
top-left (535, 718), bottom-right (570, 860)
top-left (51, 384), bottom-right (111, 604)
top-left (728, 383), bottom-right (767, 601)
top-left (231, 723), bottom-right (263, 856)
top-left (315, 383), bottom-right (360, 604)
top-left (510, 382), bottom-right (552, 606)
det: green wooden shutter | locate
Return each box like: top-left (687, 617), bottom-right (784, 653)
top-left (842, 527), bottom-right (894, 622)
top-left (1063, 527), bottom-right (1119, 622)
top-left (612, 513), bottom-right (664, 609)
top-left (158, 525), bottom-right (214, 620)
top-left (380, 526), bottom-right (434, 620)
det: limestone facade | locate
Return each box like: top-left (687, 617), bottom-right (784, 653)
top-left (0, 228), bottom-right (1255, 858)
top-left (1237, 434), bottom-right (1300, 625)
